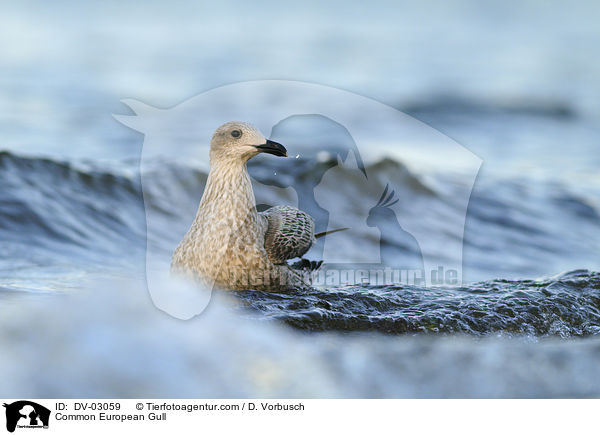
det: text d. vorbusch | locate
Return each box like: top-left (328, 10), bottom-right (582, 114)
top-left (247, 402), bottom-right (304, 411)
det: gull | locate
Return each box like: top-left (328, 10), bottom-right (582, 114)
top-left (171, 121), bottom-right (343, 291)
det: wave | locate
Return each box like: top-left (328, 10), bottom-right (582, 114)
top-left (401, 95), bottom-right (577, 119)
top-left (0, 151), bottom-right (145, 263)
top-left (3, 276), bottom-right (600, 398)
top-left (235, 270), bottom-right (600, 337)
top-left (1, 152), bottom-right (599, 340)
top-left (1, 151), bottom-right (597, 286)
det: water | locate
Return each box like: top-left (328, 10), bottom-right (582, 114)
top-left (2, 284), bottom-right (600, 398)
top-left (0, 0), bottom-right (599, 397)
top-left (236, 270), bottom-right (600, 336)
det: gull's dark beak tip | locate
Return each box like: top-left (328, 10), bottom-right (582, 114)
top-left (255, 139), bottom-right (288, 157)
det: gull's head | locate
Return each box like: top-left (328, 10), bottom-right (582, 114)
top-left (209, 121), bottom-right (288, 163)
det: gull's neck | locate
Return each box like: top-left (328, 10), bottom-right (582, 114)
top-left (199, 158), bottom-right (257, 219)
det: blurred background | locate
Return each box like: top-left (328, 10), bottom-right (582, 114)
top-left (2, 0), bottom-right (599, 159)
top-left (0, 0), bottom-right (599, 398)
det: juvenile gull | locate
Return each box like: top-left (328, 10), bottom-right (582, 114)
top-left (171, 121), bottom-right (327, 291)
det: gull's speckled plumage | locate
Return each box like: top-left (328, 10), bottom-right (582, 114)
top-left (171, 121), bottom-right (314, 291)
top-left (262, 205), bottom-right (315, 264)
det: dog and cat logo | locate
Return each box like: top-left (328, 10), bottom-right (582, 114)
top-left (3, 401), bottom-right (50, 432)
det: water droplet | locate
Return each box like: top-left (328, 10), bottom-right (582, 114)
top-left (317, 151), bottom-right (330, 162)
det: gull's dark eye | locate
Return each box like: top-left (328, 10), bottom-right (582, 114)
top-left (231, 129), bottom-right (242, 138)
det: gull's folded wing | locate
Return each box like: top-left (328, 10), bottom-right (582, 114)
top-left (260, 205), bottom-right (315, 264)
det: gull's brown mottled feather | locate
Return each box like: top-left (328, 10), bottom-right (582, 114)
top-left (261, 205), bottom-right (316, 264)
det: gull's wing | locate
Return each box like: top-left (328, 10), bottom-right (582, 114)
top-left (260, 205), bottom-right (315, 264)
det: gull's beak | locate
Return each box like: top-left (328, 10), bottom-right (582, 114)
top-left (254, 139), bottom-right (288, 157)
